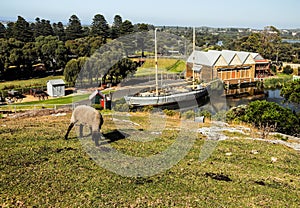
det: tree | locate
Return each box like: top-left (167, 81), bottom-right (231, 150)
top-left (135, 23), bottom-right (150, 32)
top-left (5, 22), bottom-right (14, 39)
top-left (64, 57), bottom-right (88, 86)
top-left (111, 15), bottom-right (123, 39)
top-left (90, 14), bottom-right (109, 38)
top-left (121, 20), bottom-right (134, 35)
top-left (35, 35), bottom-right (67, 74)
top-left (65, 15), bottom-right (84, 40)
top-left (53, 22), bottom-right (66, 41)
top-left (236, 26), bottom-right (282, 60)
top-left (12, 16), bottom-right (33, 42)
top-left (32, 18), bottom-right (54, 38)
top-left (103, 58), bottom-right (138, 84)
top-left (283, 65), bottom-right (293, 75)
top-left (281, 79), bottom-right (300, 104)
top-left (0, 23), bottom-right (6, 38)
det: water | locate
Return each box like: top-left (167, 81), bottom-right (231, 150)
top-left (282, 39), bottom-right (300, 44)
top-left (226, 88), bottom-right (300, 112)
top-left (265, 89), bottom-right (300, 112)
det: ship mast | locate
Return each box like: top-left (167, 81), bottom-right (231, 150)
top-left (155, 28), bottom-right (159, 96)
top-left (192, 27), bottom-right (195, 89)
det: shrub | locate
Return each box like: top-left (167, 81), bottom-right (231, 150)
top-left (241, 100), bottom-right (299, 137)
top-left (163, 109), bottom-right (176, 117)
top-left (143, 105), bottom-right (154, 112)
top-left (114, 103), bottom-right (129, 112)
top-left (91, 104), bottom-right (103, 110)
top-left (196, 110), bottom-right (211, 119)
top-left (182, 110), bottom-right (195, 119)
top-left (212, 110), bottom-right (227, 121)
top-left (283, 65), bottom-right (293, 75)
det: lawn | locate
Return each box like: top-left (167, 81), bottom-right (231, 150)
top-left (135, 58), bottom-right (186, 77)
top-left (0, 94), bottom-right (90, 112)
top-left (0, 75), bottom-right (65, 91)
top-left (0, 112), bottom-right (299, 207)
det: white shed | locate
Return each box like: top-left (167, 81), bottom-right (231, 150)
top-left (47, 79), bottom-right (65, 97)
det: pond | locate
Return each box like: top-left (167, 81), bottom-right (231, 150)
top-left (226, 87), bottom-right (300, 112)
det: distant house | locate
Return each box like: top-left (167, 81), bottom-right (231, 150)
top-left (89, 90), bottom-right (111, 109)
top-left (47, 79), bottom-right (65, 97)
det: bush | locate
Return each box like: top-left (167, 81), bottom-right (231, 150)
top-left (114, 103), bottom-right (129, 112)
top-left (142, 105), bottom-right (154, 112)
top-left (283, 65), bottom-right (293, 75)
top-left (212, 110), bottom-right (227, 121)
top-left (196, 110), bottom-right (211, 119)
top-left (163, 109), bottom-right (176, 117)
top-left (182, 110), bottom-right (195, 119)
top-left (241, 100), bottom-right (299, 136)
top-left (91, 104), bottom-right (103, 110)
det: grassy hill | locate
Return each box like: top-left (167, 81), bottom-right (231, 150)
top-left (0, 112), bottom-right (300, 207)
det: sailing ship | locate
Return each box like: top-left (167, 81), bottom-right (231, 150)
top-left (124, 28), bottom-right (208, 109)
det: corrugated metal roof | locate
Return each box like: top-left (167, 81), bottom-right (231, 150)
top-left (187, 51), bottom-right (213, 66)
top-left (221, 50), bottom-right (238, 64)
top-left (47, 79), bottom-right (65, 85)
top-left (234, 51), bottom-right (251, 64)
top-left (188, 50), bottom-right (265, 66)
top-left (206, 50), bottom-right (222, 65)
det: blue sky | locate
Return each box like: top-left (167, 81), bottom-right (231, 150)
top-left (1, 0), bottom-right (300, 29)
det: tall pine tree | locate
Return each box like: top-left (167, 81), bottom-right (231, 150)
top-left (65, 15), bottom-right (84, 40)
top-left (12, 16), bottom-right (33, 42)
top-left (90, 14), bottom-right (109, 38)
top-left (111, 15), bottom-right (123, 39)
top-left (0, 22), bottom-right (6, 38)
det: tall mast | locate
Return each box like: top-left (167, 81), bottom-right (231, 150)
top-left (192, 27), bottom-right (195, 89)
top-left (155, 28), bottom-right (159, 96)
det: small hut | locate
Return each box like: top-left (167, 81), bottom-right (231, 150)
top-left (47, 79), bottom-right (65, 97)
top-left (89, 90), bottom-right (111, 110)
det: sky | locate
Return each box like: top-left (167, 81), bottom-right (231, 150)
top-left (1, 0), bottom-right (300, 29)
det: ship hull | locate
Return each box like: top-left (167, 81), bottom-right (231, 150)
top-left (125, 88), bottom-right (209, 109)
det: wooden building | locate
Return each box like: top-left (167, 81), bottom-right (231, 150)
top-left (89, 90), bottom-right (111, 110)
top-left (47, 79), bottom-right (65, 97)
top-left (186, 50), bottom-right (263, 85)
top-left (250, 53), bottom-right (272, 78)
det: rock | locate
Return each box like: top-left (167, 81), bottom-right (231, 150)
top-left (271, 157), bottom-right (278, 162)
top-left (250, 150), bottom-right (259, 154)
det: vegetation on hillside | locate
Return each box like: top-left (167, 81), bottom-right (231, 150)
top-left (281, 79), bottom-right (300, 104)
top-left (0, 113), bottom-right (300, 207)
top-left (227, 100), bottom-right (300, 137)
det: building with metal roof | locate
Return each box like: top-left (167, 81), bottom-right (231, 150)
top-left (47, 79), bottom-right (65, 97)
top-left (186, 50), bottom-right (269, 84)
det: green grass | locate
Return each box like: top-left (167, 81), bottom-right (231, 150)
top-left (0, 113), bottom-right (299, 207)
top-left (135, 58), bottom-right (185, 77)
top-left (0, 94), bottom-right (89, 111)
top-left (264, 74), bottom-right (293, 89)
top-left (0, 75), bottom-right (64, 91)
